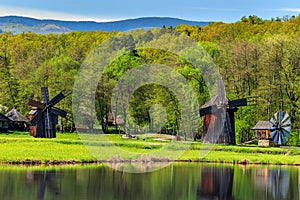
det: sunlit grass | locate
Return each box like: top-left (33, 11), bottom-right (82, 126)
top-left (0, 132), bottom-right (299, 165)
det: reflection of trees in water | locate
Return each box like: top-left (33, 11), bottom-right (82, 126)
top-left (0, 164), bottom-right (299, 199)
top-left (198, 166), bottom-right (234, 199)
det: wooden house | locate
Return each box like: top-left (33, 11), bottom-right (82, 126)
top-left (0, 113), bottom-right (11, 132)
top-left (253, 121), bottom-right (272, 139)
top-left (253, 120), bottom-right (277, 146)
top-left (5, 109), bottom-right (27, 131)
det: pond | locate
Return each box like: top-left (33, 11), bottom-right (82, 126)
top-left (0, 163), bottom-right (299, 200)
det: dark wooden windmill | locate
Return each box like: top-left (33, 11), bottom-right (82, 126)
top-left (28, 87), bottom-right (67, 138)
top-left (199, 80), bottom-right (247, 144)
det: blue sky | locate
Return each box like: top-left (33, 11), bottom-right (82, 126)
top-left (0, 0), bottom-right (299, 22)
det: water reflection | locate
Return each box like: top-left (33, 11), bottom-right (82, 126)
top-left (199, 166), bottom-right (234, 199)
top-left (0, 163), bottom-right (298, 200)
top-left (253, 168), bottom-right (290, 199)
top-left (26, 170), bottom-right (62, 200)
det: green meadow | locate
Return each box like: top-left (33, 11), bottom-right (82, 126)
top-left (0, 132), bottom-right (299, 166)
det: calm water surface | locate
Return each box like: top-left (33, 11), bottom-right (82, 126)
top-left (0, 163), bottom-right (299, 200)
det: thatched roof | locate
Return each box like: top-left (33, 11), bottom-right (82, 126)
top-left (6, 109), bottom-right (27, 122)
top-left (0, 113), bottom-right (10, 122)
top-left (253, 121), bottom-right (272, 130)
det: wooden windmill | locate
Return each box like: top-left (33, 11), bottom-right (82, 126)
top-left (199, 81), bottom-right (247, 144)
top-left (28, 87), bottom-right (67, 138)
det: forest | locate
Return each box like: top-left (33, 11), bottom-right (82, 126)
top-left (0, 15), bottom-right (300, 145)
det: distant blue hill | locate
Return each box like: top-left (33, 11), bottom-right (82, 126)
top-left (0, 16), bottom-right (210, 34)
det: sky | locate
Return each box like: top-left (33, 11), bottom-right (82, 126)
top-left (0, 0), bottom-right (299, 22)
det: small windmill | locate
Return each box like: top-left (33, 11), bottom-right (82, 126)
top-left (200, 80), bottom-right (247, 144)
top-left (28, 87), bottom-right (67, 138)
top-left (269, 111), bottom-right (291, 145)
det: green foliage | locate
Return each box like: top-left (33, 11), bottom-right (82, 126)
top-left (235, 107), bottom-right (257, 143)
top-left (175, 16), bottom-right (300, 145)
top-left (0, 15), bottom-right (300, 144)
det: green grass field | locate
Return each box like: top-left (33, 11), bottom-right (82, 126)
top-left (0, 132), bottom-right (300, 165)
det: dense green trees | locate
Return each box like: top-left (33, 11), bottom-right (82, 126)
top-left (0, 15), bottom-right (299, 144)
top-left (0, 31), bottom-right (114, 130)
top-left (175, 15), bottom-right (300, 145)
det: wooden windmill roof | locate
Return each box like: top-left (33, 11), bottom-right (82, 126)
top-left (0, 113), bottom-right (11, 122)
top-left (5, 109), bottom-right (27, 122)
top-left (201, 94), bottom-right (229, 109)
top-left (253, 121), bottom-right (272, 130)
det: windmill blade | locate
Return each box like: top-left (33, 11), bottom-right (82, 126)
top-left (228, 98), bottom-right (247, 108)
top-left (282, 126), bottom-right (291, 133)
top-left (277, 133), bottom-right (283, 145)
top-left (273, 131), bottom-right (279, 144)
top-left (269, 126), bottom-right (277, 132)
top-left (282, 119), bottom-right (291, 127)
top-left (274, 111), bottom-right (279, 121)
top-left (51, 107), bottom-right (67, 118)
top-left (200, 105), bottom-right (218, 116)
top-left (281, 112), bottom-right (290, 124)
top-left (41, 87), bottom-right (50, 103)
top-left (281, 128), bottom-right (290, 138)
top-left (270, 130), bottom-right (277, 139)
top-left (279, 111), bottom-right (284, 122)
top-left (270, 117), bottom-right (276, 126)
top-left (280, 134), bottom-right (287, 145)
top-left (28, 99), bottom-right (46, 109)
top-left (49, 92), bottom-right (65, 106)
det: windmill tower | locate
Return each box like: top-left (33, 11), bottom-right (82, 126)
top-left (200, 81), bottom-right (247, 144)
top-left (28, 87), bottom-right (67, 138)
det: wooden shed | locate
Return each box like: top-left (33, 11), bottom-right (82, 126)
top-left (253, 121), bottom-right (272, 140)
top-left (0, 113), bottom-right (11, 132)
top-left (253, 120), bottom-right (277, 146)
top-left (5, 109), bottom-right (27, 131)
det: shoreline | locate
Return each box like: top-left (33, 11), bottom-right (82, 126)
top-left (2, 158), bottom-right (300, 167)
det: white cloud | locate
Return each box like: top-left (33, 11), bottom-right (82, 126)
top-left (277, 8), bottom-right (300, 13)
top-left (0, 6), bottom-right (121, 22)
top-left (186, 7), bottom-right (241, 12)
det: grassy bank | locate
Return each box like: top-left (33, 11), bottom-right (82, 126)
top-left (0, 132), bottom-right (300, 165)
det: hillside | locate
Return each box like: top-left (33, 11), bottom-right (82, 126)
top-left (0, 15), bottom-right (299, 145)
top-left (0, 16), bottom-right (209, 34)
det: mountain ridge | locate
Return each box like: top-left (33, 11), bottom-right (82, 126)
top-left (0, 15), bottom-right (210, 34)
